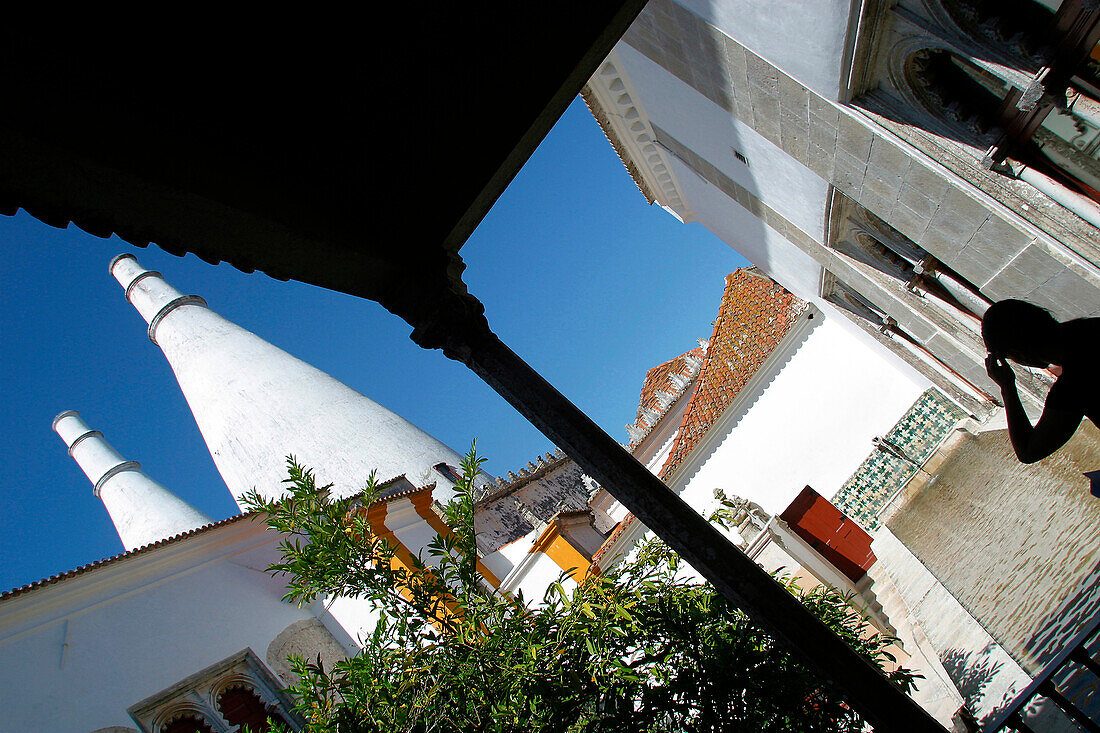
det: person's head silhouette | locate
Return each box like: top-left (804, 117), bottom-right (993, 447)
top-left (982, 299), bottom-right (1061, 368)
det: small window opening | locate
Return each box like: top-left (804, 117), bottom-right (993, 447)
top-left (434, 463), bottom-right (463, 483)
top-left (218, 684), bottom-right (287, 732)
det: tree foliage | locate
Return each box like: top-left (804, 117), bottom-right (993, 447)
top-left (244, 449), bottom-right (916, 732)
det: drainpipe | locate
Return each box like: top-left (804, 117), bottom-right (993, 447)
top-left (1016, 164), bottom-right (1100, 229)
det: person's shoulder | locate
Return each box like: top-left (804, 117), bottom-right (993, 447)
top-left (1060, 317), bottom-right (1100, 364)
top-left (1046, 370), bottom-right (1087, 403)
top-left (1062, 316), bottom-right (1100, 341)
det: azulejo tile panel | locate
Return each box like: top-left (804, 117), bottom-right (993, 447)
top-left (833, 389), bottom-right (964, 530)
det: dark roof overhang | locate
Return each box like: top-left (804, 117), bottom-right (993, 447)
top-left (0, 5), bottom-right (645, 322)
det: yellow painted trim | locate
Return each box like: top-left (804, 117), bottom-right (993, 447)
top-left (529, 522), bottom-right (590, 582)
top-left (379, 495), bottom-right (463, 623)
top-left (409, 489), bottom-right (504, 589)
top-left (364, 501), bottom-right (416, 603)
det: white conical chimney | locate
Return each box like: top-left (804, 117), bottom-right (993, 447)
top-left (53, 411), bottom-right (211, 551)
top-left (109, 254), bottom-right (472, 509)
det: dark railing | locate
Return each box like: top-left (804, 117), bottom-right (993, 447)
top-left (985, 612), bottom-right (1100, 732)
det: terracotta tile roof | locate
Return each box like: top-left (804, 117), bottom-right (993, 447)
top-left (626, 347), bottom-right (704, 446)
top-left (373, 482), bottom-right (435, 505)
top-left (658, 269), bottom-right (806, 480)
top-left (592, 270), bottom-right (806, 575)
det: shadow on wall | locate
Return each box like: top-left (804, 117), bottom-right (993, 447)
top-left (941, 645), bottom-right (1084, 730)
top-left (1020, 556), bottom-right (1100, 720)
top-left (941, 645), bottom-right (1005, 718)
top-left (618, 0), bottom-right (792, 282)
top-left (887, 422), bottom-right (1100, 671)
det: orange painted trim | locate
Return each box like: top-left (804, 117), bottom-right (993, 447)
top-left (529, 522), bottom-right (590, 582)
top-left (368, 497), bottom-right (463, 624)
top-left (363, 501), bottom-right (416, 603)
top-left (409, 490), bottom-right (504, 589)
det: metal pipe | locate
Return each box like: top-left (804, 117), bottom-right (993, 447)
top-left (1017, 165), bottom-right (1100, 229)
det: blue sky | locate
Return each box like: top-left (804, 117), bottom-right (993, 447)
top-left (0, 97), bottom-right (749, 591)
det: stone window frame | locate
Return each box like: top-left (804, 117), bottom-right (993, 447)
top-left (860, 3), bottom-right (1100, 264)
top-left (127, 649), bottom-right (300, 733)
top-left (918, 0), bottom-right (1049, 79)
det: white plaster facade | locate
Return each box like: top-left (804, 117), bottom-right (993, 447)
top-left (0, 518), bottom-right (322, 732)
top-left (594, 305), bottom-right (926, 566)
top-left (0, 480), bottom-right (472, 732)
top-left (668, 312), bottom-right (926, 517)
top-left (0, 256), bottom-right (516, 732)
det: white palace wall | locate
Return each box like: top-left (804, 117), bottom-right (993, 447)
top-left (669, 312), bottom-right (927, 518)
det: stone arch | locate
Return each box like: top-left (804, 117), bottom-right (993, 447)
top-left (893, 6), bottom-right (1100, 209)
top-left (266, 618), bottom-right (348, 686)
top-left (921, 0), bottom-right (1056, 71)
top-left (215, 683), bottom-right (288, 732)
top-left (151, 703), bottom-right (221, 733)
top-left (207, 669), bottom-right (271, 710)
top-left (160, 716), bottom-right (215, 733)
top-left (903, 47), bottom-right (1008, 150)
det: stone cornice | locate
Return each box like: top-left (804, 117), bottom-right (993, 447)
top-left (583, 50), bottom-right (694, 222)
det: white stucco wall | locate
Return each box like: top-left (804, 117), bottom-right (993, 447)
top-left (677, 0), bottom-right (856, 100)
top-left (510, 550), bottom-right (580, 607)
top-left (671, 157), bottom-right (826, 300)
top-left (614, 43), bottom-right (832, 261)
top-left (670, 313), bottom-right (927, 518)
top-left (0, 524), bottom-right (332, 733)
top-left (321, 595), bottom-right (383, 651)
top-left (487, 531), bottom-right (581, 607)
top-left (111, 256), bottom-right (470, 510)
top-left (155, 304), bottom-right (466, 508)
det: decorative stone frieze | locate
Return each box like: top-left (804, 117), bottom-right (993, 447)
top-left (582, 51), bottom-right (694, 222)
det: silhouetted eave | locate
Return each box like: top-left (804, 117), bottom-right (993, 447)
top-left (0, 3), bottom-right (646, 314)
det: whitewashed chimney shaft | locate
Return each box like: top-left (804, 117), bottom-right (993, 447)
top-left (53, 411), bottom-right (211, 551)
top-left (109, 254), bottom-right (470, 509)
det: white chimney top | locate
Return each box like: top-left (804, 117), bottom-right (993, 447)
top-left (53, 411), bottom-right (212, 551)
top-left (109, 253), bottom-right (207, 344)
top-left (110, 254), bottom-right (481, 509)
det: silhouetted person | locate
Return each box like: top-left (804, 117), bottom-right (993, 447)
top-left (982, 300), bottom-right (1100, 477)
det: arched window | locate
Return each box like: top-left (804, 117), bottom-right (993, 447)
top-left (160, 714), bottom-right (215, 733)
top-left (907, 49), bottom-right (1010, 147)
top-left (129, 651), bottom-right (299, 733)
top-left (909, 47), bottom-right (1100, 205)
top-left (939, 0), bottom-right (1059, 63)
top-left (217, 684), bottom-right (288, 732)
